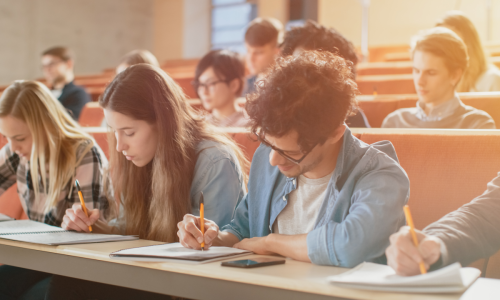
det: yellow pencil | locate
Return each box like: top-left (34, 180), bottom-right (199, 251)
top-left (403, 205), bottom-right (426, 274)
top-left (75, 180), bottom-right (92, 232)
top-left (200, 192), bottom-right (205, 251)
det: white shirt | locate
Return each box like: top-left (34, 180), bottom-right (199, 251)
top-left (471, 64), bottom-right (500, 92)
top-left (273, 171), bottom-right (333, 235)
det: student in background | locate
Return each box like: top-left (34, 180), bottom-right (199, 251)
top-left (45, 64), bottom-right (247, 300)
top-left (281, 20), bottom-right (370, 128)
top-left (0, 81), bottom-right (111, 299)
top-left (382, 27), bottom-right (495, 129)
top-left (41, 46), bottom-right (91, 120)
top-left (243, 17), bottom-right (283, 95)
top-left (436, 10), bottom-right (500, 92)
top-left (178, 51), bottom-right (409, 267)
top-left (116, 49), bottom-right (160, 74)
top-left (193, 50), bottom-right (248, 127)
top-left (386, 172), bottom-right (500, 276)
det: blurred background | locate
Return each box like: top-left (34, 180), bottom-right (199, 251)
top-left (1, 0), bottom-right (499, 85)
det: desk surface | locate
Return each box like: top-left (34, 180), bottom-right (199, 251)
top-left (0, 238), bottom-right (499, 300)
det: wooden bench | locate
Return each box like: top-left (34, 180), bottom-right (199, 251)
top-left (356, 74), bottom-right (415, 95)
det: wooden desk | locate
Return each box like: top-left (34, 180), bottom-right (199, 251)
top-left (0, 239), bottom-right (499, 300)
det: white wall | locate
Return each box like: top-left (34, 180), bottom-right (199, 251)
top-left (0, 0), bottom-right (154, 85)
top-left (183, 0), bottom-right (211, 59)
top-left (318, 0), bottom-right (500, 46)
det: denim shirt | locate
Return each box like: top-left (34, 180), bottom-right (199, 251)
top-left (109, 139), bottom-right (246, 233)
top-left (222, 128), bottom-right (409, 267)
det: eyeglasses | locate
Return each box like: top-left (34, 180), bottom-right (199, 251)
top-left (192, 80), bottom-right (228, 93)
top-left (257, 133), bottom-right (314, 165)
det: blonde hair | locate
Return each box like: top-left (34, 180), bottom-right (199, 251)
top-left (101, 64), bottom-right (248, 242)
top-left (411, 27), bottom-right (468, 86)
top-left (0, 81), bottom-right (95, 213)
top-left (436, 11), bottom-right (487, 92)
top-left (119, 50), bottom-right (160, 68)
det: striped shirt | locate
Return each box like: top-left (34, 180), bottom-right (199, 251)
top-left (0, 140), bottom-right (111, 226)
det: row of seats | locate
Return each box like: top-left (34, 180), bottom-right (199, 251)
top-left (0, 127), bottom-right (498, 277)
top-left (78, 92), bottom-right (500, 129)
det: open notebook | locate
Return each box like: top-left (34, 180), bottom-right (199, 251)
top-left (0, 219), bottom-right (138, 245)
top-left (328, 262), bottom-right (481, 293)
top-left (110, 242), bottom-right (252, 264)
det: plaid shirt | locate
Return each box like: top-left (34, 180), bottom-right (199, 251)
top-left (0, 141), bottom-right (110, 226)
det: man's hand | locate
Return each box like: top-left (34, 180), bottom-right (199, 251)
top-left (233, 236), bottom-right (275, 255)
top-left (177, 214), bottom-right (219, 250)
top-left (386, 226), bottom-right (442, 276)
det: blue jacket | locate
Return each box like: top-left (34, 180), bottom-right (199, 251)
top-left (222, 128), bottom-right (409, 267)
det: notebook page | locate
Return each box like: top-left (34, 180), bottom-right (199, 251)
top-left (0, 213), bottom-right (13, 222)
top-left (0, 220), bottom-right (64, 235)
top-left (0, 231), bottom-right (138, 245)
top-left (111, 242), bottom-right (251, 261)
top-left (328, 262), bottom-right (466, 287)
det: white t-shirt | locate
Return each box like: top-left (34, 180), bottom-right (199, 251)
top-left (471, 64), bottom-right (500, 92)
top-left (273, 171), bottom-right (333, 235)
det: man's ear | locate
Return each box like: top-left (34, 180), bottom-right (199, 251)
top-left (325, 124), bottom-right (347, 145)
top-left (451, 68), bottom-right (463, 87)
top-left (228, 78), bottom-right (241, 96)
top-left (65, 59), bottom-right (74, 71)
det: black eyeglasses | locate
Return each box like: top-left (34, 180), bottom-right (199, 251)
top-left (257, 133), bottom-right (314, 165)
top-left (192, 80), bottom-right (228, 92)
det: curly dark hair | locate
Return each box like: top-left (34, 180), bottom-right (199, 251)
top-left (281, 21), bottom-right (358, 75)
top-left (246, 50), bottom-right (358, 152)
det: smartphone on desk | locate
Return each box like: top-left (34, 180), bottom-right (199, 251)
top-left (221, 257), bottom-right (286, 268)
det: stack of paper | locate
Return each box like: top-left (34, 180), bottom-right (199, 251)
top-left (328, 262), bottom-right (481, 293)
top-left (110, 243), bottom-right (252, 264)
top-left (0, 219), bottom-right (138, 245)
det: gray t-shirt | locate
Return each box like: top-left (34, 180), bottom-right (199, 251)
top-left (273, 171), bottom-right (333, 235)
top-left (381, 94), bottom-right (495, 129)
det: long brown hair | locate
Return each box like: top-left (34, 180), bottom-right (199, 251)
top-left (100, 64), bottom-right (248, 242)
top-left (436, 11), bottom-right (487, 92)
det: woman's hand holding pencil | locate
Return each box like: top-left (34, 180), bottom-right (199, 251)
top-left (61, 203), bottom-right (100, 233)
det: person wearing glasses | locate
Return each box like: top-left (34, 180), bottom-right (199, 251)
top-left (193, 49), bottom-right (249, 127)
top-left (177, 51), bottom-right (410, 267)
top-left (41, 46), bottom-right (91, 121)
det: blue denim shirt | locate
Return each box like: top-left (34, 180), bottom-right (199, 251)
top-left (221, 128), bottom-right (409, 267)
top-left (110, 139), bottom-right (246, 232)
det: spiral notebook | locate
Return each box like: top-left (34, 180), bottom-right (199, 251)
top-left (110, 243), bottom-right (252, 264)
top-left (328, 262), bottom-right (481, 293)
top-left (0, 219), bottom-right (138, 245)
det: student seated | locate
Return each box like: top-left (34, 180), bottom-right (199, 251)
top-left (41, 46), bottom-right (91, 120)
top-left (437, 11), bottom-right (500, 92)
top-left (281, 20), bottom-right (370, 128)
top-left (382, 27), bottom-right (495, 129)
top-left (45, 64), bottom-right (248, 300)
top-left (116, 49), bottom-right (160, 74)
top-left (193, 50), bottom-right (248, 127)
top-left (243, 17), bottom-right (283, 95)
top-left (0, 81), bottom-right (111, 299)
top-left (386, 172), bottom-right (500, 276)
top-left (177, 51), bottom-right (410, 267)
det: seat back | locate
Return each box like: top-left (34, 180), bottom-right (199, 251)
top-left (79, 102), bottom-right (105, 127)
top-left (353, 128), bottom-right (500, 278)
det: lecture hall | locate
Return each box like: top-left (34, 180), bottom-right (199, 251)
top-left (0, 0), bottom-right (499, 299)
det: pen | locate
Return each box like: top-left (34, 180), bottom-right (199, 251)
top-left (403, 205), bottom-right (426, 274)
top-left (200, 192), bottom-right (205, 251)
top-left (75, 180), bottom-right (92, 232)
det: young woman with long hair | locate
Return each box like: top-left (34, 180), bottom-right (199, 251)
top-left (46, 63), bottom-right (248, 299)
top-left (0, 80), bottom-right (111, 299)
top-left (436, 10), bottom-right (500, 92)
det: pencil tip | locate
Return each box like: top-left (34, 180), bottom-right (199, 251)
top-left (201, 247), bottom-right (204, 251)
